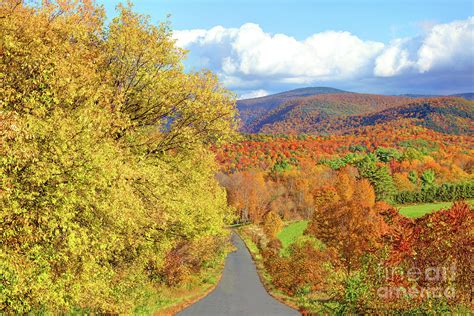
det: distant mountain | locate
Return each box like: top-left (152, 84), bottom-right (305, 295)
top-left (255, 97), bottom-right (474, 136)
top-left (399, 94), bottom-right (436, 98)
top-left (237, 87), bottom-right (474, 135)
top-left (237, 87), bottom-right (349, 126)
top-left (450, 93), bottom-right (474, 100)
top-left (265, 87), bottom-right (348, 98)
top-left (328, 97), bottom-right (474, 136)
top-left (243, 93), bottom-right (413, 133)
top-left (400, 92), bottom-right (474, 100)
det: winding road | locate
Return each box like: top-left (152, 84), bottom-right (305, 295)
top-left (178, 232), bottom-right (299, 316)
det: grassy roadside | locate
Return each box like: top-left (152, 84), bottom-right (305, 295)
top-left (235, 227), bottom-right (302, 313)
top-left (133, 240), bottom-right (234, 315)
top-left (146, 263), bottom-right (224, 316)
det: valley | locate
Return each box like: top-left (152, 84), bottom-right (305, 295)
top-left (212, 87), bottom-right (474, 314)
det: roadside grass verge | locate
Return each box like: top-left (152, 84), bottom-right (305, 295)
top-left (137, 265), bottom-right (222, 316)
top-left (132, 240), bottom-right (233, 315)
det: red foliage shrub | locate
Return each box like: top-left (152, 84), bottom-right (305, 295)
top-left (380, 201), bottom-right (473, 306)
top-left (410, 202), bottom-right (473, 304)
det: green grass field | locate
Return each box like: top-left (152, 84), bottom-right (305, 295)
top-left (398, 199), bottom-right (474, 218)
top-left (277, 220), bottom-right (308, 254)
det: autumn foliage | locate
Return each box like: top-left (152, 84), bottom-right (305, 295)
top-left (2, 1), bottom-right (472, 314)
top-left (1, 1), bottom-right (237, 313)
top-left (307, 173), bottom-right (386, 274)
top-left (262, 211), bottom-right (284, 239)
top-left (265, 237), bottom-right (337, 296)
top-left (239, 164), bottom-right (472, 313)
top-left (381, 202), bottom-right (473, 306)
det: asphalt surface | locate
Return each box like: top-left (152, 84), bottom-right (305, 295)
top-left (177, 232), bottom-right (300, 316)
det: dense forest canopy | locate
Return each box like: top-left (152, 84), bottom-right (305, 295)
top-left (238, 93), bottom-right (474, 135)
top-left (0, 0), bottom-right (238, 313)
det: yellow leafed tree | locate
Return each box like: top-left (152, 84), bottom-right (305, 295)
top-left (0, 0), bottom-right (238, 313)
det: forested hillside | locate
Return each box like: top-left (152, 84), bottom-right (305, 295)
top-left (0, 1), bottom-right (238, 313)
top-left (246, 93), bottom-right (412, 133)
top-left (451, 92), bottom-right (474, 100)
top-left (239, 89), bottom-right (474, 136)
top-left (237, 87), bottom-right (349, 126)
top-left (241, 94), bottom-right (473, 135)
top-left (329, 97), bottom-right (474, 135)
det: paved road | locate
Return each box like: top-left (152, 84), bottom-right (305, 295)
top-left (178, 232), bottom-right (300, 316)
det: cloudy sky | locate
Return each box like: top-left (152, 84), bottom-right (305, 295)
top-left (100, 0), bottom-right (474, 98)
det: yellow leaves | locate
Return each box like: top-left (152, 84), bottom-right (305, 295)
top-left (354, 178), bottom-right (376, 209)
top-left (1, 1), bottom-right (237, 313)
top-left (263, 211), bottom-right (284, 239)
top-left (104, 5), bottom-right (238, 153)
top-left (335, 171), bottom-right (355, 202)
top-left (393, 172), bottom-right (417, 192)
top-left (1, 1), bottom-right (107, 119)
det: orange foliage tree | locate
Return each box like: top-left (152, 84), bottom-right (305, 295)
top-left (308, 177), bottom-right (386, 275)
top-left (218, 171), bottom-right (270, 223)
top-left (264, 237), bottom-right (337, 296)
top-left (262, 210), bottom-right (284, 239)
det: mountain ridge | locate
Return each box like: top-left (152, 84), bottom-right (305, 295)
top-left (237, 87), bottom-right (474, 131)
top-left (237, 87), bottom-right (351, 126)
top-left (236, 87), bottom-right (474, 136)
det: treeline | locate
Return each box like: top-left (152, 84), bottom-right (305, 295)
top-left (1, 1), bottom-right (237, 314)
top-left (218, 164), bottom-right (339, 224)
top-left (395, 182), bottom-right (474, 204)
top-left (321, 147), bottom-right (474, 203)
top-left (218, 160), bottom-right (473, 227)
top-left (216, 126), bottom-right (473, 188)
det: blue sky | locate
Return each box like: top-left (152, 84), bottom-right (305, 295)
top-left (99, 0), bottom-right (474, 97)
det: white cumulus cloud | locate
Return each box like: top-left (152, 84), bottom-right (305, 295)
top-left (375, 17), bottom-right (474, 76)
top-left (174, 23), bottom-right (384, 85)
top-left (174, 29), bottom-right (207, 47)
top-left (374, 38), bottom-right (416, 77)
top-left (417, 17), bottom-right (474, 73)
top-left (174, 17), bottom-right (474, 92)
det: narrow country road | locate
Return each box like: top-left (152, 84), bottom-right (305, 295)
top-left (177, 232), bottom-right (300, 316)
